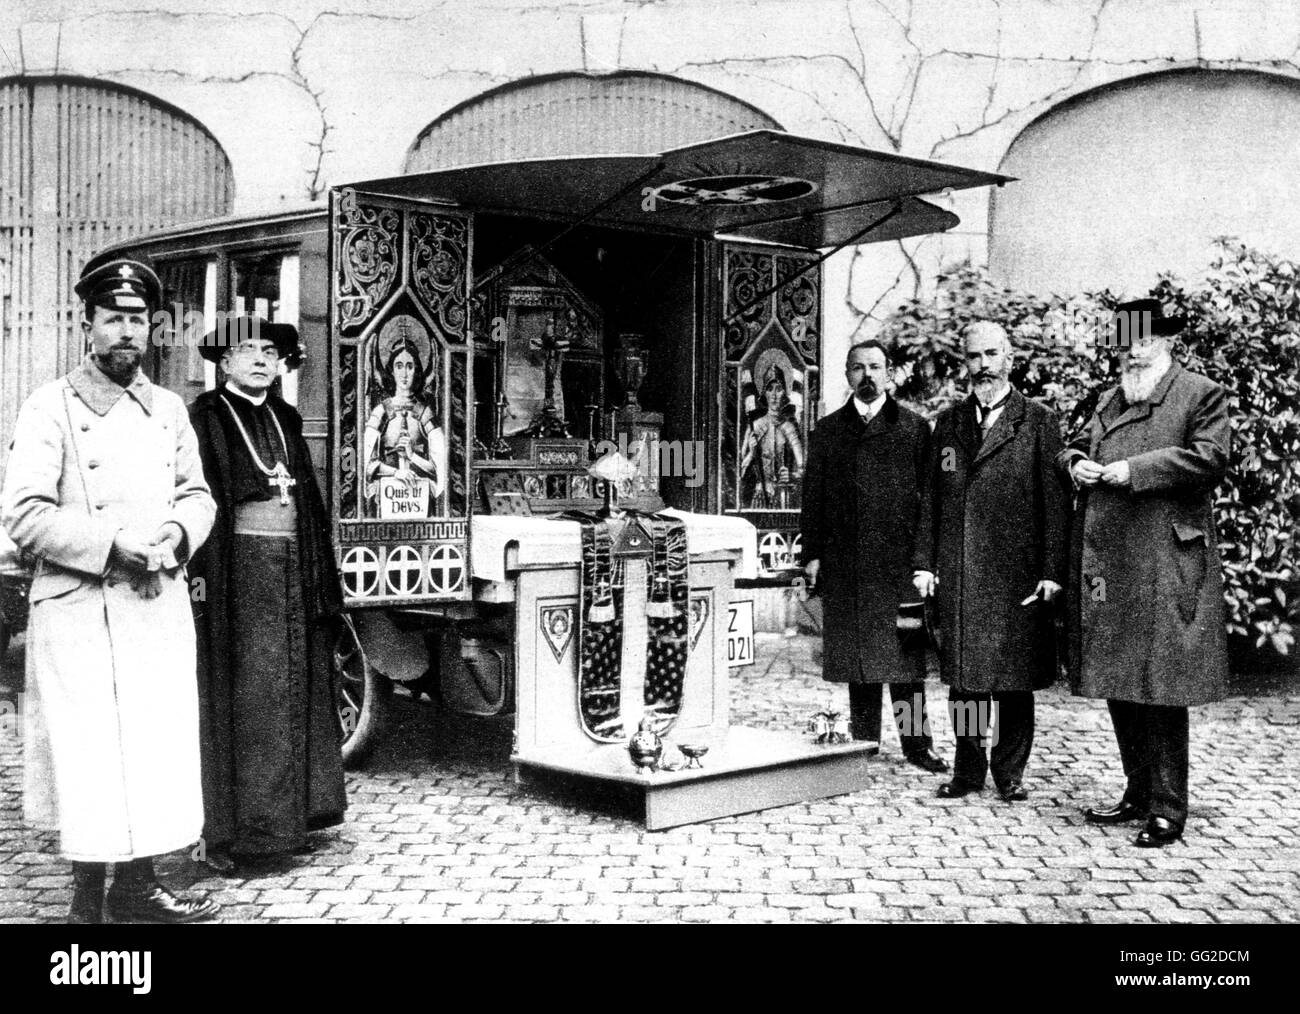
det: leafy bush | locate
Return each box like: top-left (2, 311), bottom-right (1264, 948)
top-left (880, 239), bottom-right (1299, 658)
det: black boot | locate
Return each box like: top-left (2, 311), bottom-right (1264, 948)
top-left (106, 857), bottom-right (220, 924)
top-left (68, 862), bottom-right (106, 924)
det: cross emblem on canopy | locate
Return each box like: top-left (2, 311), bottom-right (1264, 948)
top-left (384, 545), bottom-right (423, 596)
top-left (426, 544), bottom-right (465, 595)
top-left (341, 547), bottom-right (379, 597)
top-left (117, 264), bottom-right (136, 279)
top-left (758, 531), bottom-right (790, 573)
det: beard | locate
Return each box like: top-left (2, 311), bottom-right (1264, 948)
top-left (971, 371), bottom-right (1002, 400)
top-left (93, 346), bottom-right (142, 384)
top-left (1120, 351), bottom-right (1172, 403)
top-left (855, 375), bottom-right (880, 401)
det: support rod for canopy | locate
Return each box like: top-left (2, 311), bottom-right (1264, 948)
top-left (475, 163), bottom-right (666, 287)
top-left (721, 202), bottom-right (904, 325)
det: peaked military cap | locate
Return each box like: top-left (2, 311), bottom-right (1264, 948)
top-left (198, 316), bottom-right (304, 370)
top-left (75, 258), bottom-right (162, 313)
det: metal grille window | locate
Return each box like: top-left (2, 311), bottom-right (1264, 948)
top-left (0, 75), bottom-right (233, 468)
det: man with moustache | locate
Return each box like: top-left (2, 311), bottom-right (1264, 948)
top-left (801, 340), bottom-right (947, 772)
top-left (189, 317), bottom-right (346, 873)
top-left (1, 258), bottom-right (219, 922)
top-left (1058, 299), bottom-right (1230, 847)
top-left (913, 321), bottom-right (1069, 801)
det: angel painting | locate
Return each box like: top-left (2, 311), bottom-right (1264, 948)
top-left (363, 315), bottom-right (446, 518)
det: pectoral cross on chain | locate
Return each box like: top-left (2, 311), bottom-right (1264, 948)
top-left (270, 462), bottom-right (297, 505)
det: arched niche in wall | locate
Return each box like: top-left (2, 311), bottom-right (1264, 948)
top-left (989, 69), bottom-right (1300, 296)
top-left (0, 75), bottom-right (234, 459)
top-left (405, 70), bottom-right (782, 170)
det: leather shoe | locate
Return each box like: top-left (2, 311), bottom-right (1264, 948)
top-left (936, 780), bottom-right (981, 799)
top-left (998, 781), bottom-right (1029, 802)
top-left (67, 892), bottom-right (103, 924)
top-left (903, 747), bottom-right (950, 774)
top-left (200, 849), bottom-right (238, 876)
top-left (1084, 799), bottom-right (1146, 824)
top-left (106, 883), bottom-right (221, 924)
top-left (1134, 816), bottom-right (1182, 848)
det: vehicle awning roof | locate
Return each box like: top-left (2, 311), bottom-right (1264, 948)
top-left (345, 130), bottom-right (1011, 250)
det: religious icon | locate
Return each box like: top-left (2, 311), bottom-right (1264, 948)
top-left (739, 349), bottom-right (805, 509)
top-left (363, 315), bottom-right (447, 518)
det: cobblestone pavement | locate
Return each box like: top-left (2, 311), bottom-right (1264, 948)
top-left (2, 633), bottom-right (1297, 924)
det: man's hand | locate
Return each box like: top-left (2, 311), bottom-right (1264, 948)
top-left (149, 522), bottom-right (183, 569)
top-left (1071, 458), bottom-right (1105, 487)
top-left (109, 532), bottom-right (156, 574)
top-left (1021, 579), bottom-right (1062, 605)
top-left (913, 570), bottom-right (937, 598)
top-left (1100, 460), bottom-right (1131, 487)
top-left (804, 559), bottom-right (820, 593)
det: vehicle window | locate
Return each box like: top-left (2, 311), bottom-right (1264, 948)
top-left (229, 251), bottom-right (300, 406)
top-left (154, 257), bottom-right (213, 404)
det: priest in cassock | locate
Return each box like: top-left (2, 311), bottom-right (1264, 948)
top-left (189, 316), bottom-right (346, 874)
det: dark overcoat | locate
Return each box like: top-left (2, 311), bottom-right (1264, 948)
top-left (800, 397), bottom-right (930, 684)
top-left (1056, 365), bottom-right (1230, 706)
top-left (913, 390), bottom-right (1069, 693)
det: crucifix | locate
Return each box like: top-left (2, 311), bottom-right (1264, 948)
top-left (270, 462), bottom-right (297, 505)
top-left (525, 314), bottom-right (573, 438)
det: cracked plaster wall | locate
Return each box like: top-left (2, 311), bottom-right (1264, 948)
top-left (3, 0), bottom-right (1298, 389)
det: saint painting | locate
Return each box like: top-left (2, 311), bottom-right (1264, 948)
top-left (363, 316), bottom-right (447, 518)
top-left (739, 350), bottom-right (805, 509)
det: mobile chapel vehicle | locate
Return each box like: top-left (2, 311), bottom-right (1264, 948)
top-left (100, 131), bottom-right (1007, 828)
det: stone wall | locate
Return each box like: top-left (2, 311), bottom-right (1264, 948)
top-left (4, 0), bottom-right (1298, 404)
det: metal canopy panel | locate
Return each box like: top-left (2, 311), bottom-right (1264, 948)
top-left (720, 196), bottom-right (957, 249)
top-left (348, 130), bottom-right (1010, 249)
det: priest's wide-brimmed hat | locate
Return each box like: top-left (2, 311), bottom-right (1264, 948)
top-left (198, 316), bottom-right (304, 370)
top-left (75, 258), bottom-right (161, 314)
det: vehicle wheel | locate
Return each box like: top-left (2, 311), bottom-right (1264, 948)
top-left (333, 612), bottom-right (391, 769)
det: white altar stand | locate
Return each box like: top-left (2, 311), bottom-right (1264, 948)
top-left (470, 511), bottom-right (877, 830)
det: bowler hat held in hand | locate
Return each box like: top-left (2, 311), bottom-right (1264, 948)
top-left (897, 598), bottom-right (940, 653)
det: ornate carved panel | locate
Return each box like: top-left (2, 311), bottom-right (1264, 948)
top-left (719, 243), bottom-right (822, 577)
top-left (409, 211), bottom-right (470, 342)
top-left (335, 190), bottom-right (400, 337)
top-left (330, 189), bottom-right (473, 606)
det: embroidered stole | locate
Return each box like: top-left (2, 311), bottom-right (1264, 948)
top-left (562, 512), bottom-right (690, 742)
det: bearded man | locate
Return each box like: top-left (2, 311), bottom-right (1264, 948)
top-left (2, 257), bottom-right (219, 922)
top-left (1058, 299), bottom-right (1231, 847)
top-left (913, 322), bottom-right (1069, 801)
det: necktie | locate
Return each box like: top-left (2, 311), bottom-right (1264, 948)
top-left (978, 394), bottom-right (1008, 433)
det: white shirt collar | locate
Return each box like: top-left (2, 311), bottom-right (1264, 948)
top-left (224, 381), bottom-right (268, 406)
top-left (852, 392), bottom-right (887, 419)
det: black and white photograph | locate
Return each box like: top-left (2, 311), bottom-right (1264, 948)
top-left (0, 0), bottom-right (1293, 990)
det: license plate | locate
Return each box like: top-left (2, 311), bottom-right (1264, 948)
top-left (726, 599), bottom-right (755, 668)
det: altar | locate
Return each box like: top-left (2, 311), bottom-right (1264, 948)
top-left (470, 511), bottom-right (877, 830)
